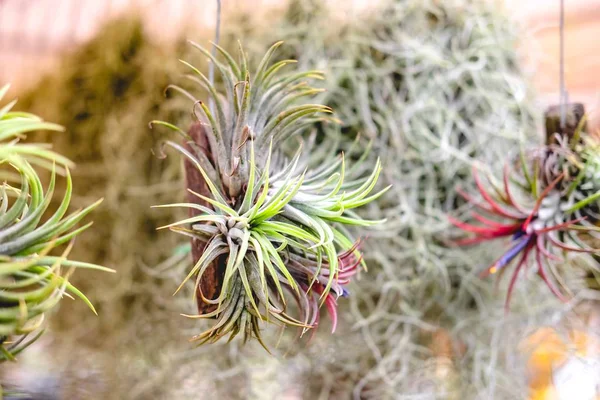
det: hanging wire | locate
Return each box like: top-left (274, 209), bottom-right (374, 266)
top-left (559, 0), bottom-right (567, 129)
top-left (208, 0), bottom-right (221, 114)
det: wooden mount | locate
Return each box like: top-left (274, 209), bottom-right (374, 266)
top-left (184, 122), bottom-right (225, 315)
top-left (544, 103), bottom-right (586, 145)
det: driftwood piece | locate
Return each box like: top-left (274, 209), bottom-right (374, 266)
top-left (183, 122), bottom-right (225, 314)
top-left (544, 103), bottom-right (586, 145)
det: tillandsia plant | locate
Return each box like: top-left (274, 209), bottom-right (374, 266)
top-left (151, 41), bottom-right (387, 347)
top-left (0, 85), bottom-right (112, 362)
top-left (451, 130), bottom-right (600, 309)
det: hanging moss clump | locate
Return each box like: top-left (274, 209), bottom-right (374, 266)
top-left (224, 1), bottom-right (572, 399)
top-left (17, 17), bottom-right (190, 343)
top-left (6, 17), bottom-right (201, 399)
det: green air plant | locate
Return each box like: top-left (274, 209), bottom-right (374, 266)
top-left (451, 131), bottom-right (600, 306)
top-left (152, 41), bottom-right (387, 347)
top-left (0, 85), bottom-right (111, 362)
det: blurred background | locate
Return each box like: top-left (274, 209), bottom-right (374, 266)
top-left (0, 1), bottom-right (599, 399)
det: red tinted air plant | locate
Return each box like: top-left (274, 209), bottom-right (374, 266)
top-left (151, 42), bottom-right (387, 348)
top-left (451, 134), bottom-right (600, 309)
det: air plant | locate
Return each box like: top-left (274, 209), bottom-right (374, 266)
top-left (451, 132), bottom-right (600, 308)
top-left (151, 41), bottom-right (387, 347)
top-left (0, 84), bottom-right (111, 362)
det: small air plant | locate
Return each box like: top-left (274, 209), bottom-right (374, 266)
top-left (151, 41), bottom-right (387, 347)
top-left (0, 85), bottom-right (111, 362)
top-left (451, 131), bottom-right (600, 309)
